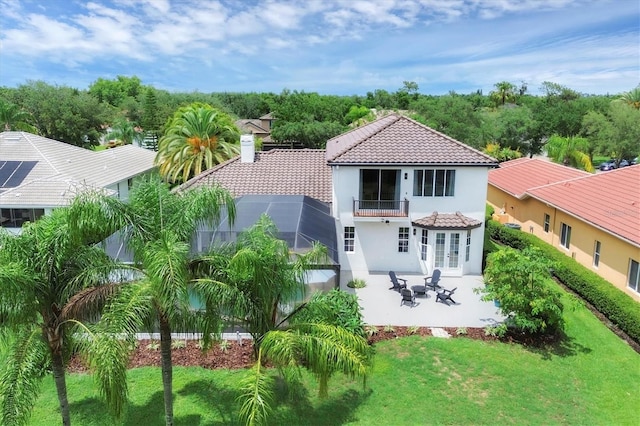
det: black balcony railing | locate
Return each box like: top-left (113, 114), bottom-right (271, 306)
top-left (353, 199), bottom-right (409, 217)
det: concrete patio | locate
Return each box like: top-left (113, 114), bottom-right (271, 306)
top-left (340, 271), bottom-right (506, 328)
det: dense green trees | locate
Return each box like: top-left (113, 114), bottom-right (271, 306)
top-left (156, 103), bottom-right (241, 183)
top-left (0, 98), bottom-right (36, 132)
top-left (581, 101), bottom-right (640, 164)
top-left (1, 77), bottom-right (637, 168)
top-left (0, 205), bottom-right (129, 426)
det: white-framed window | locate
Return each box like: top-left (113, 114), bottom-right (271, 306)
top-left (344, 227), bottom-right (355, 252)
top-left (413, 169), bottom-right (455, 197)
top-left (560, 222), bottom-right (572, 249)
top-left (398, 227), bottom-right (409, 253)
top-left (420, 229), bottom-right (428, 261)
top-left (465, 230), bottom-right (471, 262)
top-left (628, 259), bottom-right (639, 293)
top-left (543, 213), bottom-right (550, 233)
top-left (593, 240), bottom-right (601, 268)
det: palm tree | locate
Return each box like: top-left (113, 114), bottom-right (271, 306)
top-left (0, 206), bottom-right (130, 426)
top-left (490, 81), bottom-right (517, 107)
top-left (618, 85), bottom-right (640, 109)
top-left (70, 175), bottom-right (236, 426)
top-left (199, 216), bottom-right (371, 425)
top-left (0, 98), bottom-right (37, 132)
top-left (545, 135), bottom-right (594, 172)
top-left (105, 118), bottom-right (144, 147)
top-left (156, 103), bottom-right (241, 183)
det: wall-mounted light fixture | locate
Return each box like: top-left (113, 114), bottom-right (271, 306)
top-left (413, 228), bottom-right (416, 235)
top-left (404, 172), bottom-right (408, 180)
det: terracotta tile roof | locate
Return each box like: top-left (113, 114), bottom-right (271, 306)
top-left (527, 165), bottom-right (640, 246)
top-left (178, 149), bottom-right (332, 203)
top-left (326, 113), bottom-right (497, 166)
top-left (488, 158), bottom-right (589, 198)
top-left (412, 211), bottom-right (482, 229)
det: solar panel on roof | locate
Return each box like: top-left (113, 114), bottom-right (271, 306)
top-left (0, 161), bottom-right (37, 188)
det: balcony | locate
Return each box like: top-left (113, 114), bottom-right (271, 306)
top-left (353, 198), bottom-right (409, 217)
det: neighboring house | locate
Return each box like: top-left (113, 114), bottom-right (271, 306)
top-left (487, 158), bottom-right (640, 299)
top-left (234, 113), bottom-right (275, 143)
top-left (0, 131), bottom-right (156, 232)
top-left (183, 114), bottom-right (498, 280)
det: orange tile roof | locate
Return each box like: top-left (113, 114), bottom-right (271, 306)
top-left (488, 158), bottom-right (589, 198)
top-left (326, 114), bottom-right (497, 166)
top-left (527, 165), bottom-right (640, 246)
top-left (178, 149), bottom-right (332, 203)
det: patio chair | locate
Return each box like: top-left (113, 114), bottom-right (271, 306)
top-left (400, 288), bottom-right (416, 307)
top-left (423, 269), bottom-right (442, 291)
top-left (389, 271), bottom-right (408, 292)
top-left (436, 287), bottom-right (457, 305)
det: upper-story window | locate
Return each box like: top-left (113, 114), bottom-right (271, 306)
top-left (360, 169), bottom-right (400, 205)
top-left (413, 170), bottom-right (455, 197)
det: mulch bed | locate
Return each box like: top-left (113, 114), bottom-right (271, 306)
top-left (67, 327), bottom-right (498, 373)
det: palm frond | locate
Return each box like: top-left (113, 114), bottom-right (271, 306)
top-left (237, 349), bottom-right (274, 426)
top-left (81, 324), bottom-right (131, 419)
top-left (0, 327), bottom-right (49, 426)
top-left (60, 283), bottom-right (123, 322)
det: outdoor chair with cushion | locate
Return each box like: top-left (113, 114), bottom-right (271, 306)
top-left (424, 269), bottom-right (442, 291)
top-left (389, 271), bottom-right (408, 292)
top-left (436, 287), bottom-right (457, 305)
top-left (400, 288), bottom-right (416, 307)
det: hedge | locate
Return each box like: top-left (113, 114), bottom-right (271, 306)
top-left (485, 220), bottom-right (640, 344)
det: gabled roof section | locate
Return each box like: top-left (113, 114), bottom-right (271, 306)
top-left (235, 119), bottom-right (269, 134)
top-left (412, 211), bottom-right (482, 230)
top-left (325, 113), bottom-right (497, 166)
top-left (488, 158), bottom-right (589, 198)
top-left (527, 165), bottom-right (640, 247)
top-left (179, 149), bottom-right (332, 203)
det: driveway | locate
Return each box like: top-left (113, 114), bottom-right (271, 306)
top-left (340, 271), bottom-right (506, 328)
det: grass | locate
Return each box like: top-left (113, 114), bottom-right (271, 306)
top-left (29, 292), bottom-right (639, 425)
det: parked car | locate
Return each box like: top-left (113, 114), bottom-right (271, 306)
top-left (632, 157), bottom-right (638, 165)
top-left (619, 159), bottom-right (630, 167)
top-left (599, 160), bottom-right (617, 171)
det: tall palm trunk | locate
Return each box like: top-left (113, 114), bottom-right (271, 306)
top-left (159, 313), bottom-right (174, 426)
top-left (47, 326), bottom-right (71, 426)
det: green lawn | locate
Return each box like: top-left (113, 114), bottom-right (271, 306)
top-left (30, 294), bottom-right (639, 425)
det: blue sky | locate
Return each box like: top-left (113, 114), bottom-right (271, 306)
top-left (0, 0), bottom-right (638, 96)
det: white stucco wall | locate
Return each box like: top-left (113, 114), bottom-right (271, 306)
top-left (332, 165), bottom-right (490, 276)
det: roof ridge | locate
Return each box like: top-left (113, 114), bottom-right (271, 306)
top-left (21, 132), bottom-right (61, 174)
top-left (327, 113), bottom-right (400, 161)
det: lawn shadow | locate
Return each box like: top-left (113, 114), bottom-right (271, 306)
top-left (177, 379), bottom-right (243, 425)
top-left (270, 376), bottom-right (371, 425)
top-left (68, 391), bottom-right (166, 425)
top-left (506, 331), bottom-right (592, 360)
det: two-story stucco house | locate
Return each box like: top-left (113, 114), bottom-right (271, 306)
top-left (0, 131), bottom-right (157, 233)
top-left (325, 114), bottom-right (497, 277)
top-left (183, 114), bottom-right (498, 280)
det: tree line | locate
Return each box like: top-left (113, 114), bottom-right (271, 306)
top-left (1, 77), bottom-right (639, 172)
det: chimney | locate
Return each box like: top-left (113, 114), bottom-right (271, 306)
top-left (240, 134), bottom-right (255, 163)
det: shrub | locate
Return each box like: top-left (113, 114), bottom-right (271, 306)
top-left (171, 340), bottom-right (187, 349)
top-left (347, 278), bottom-right (367, 288)
top-left (407, 325), bottom-right (420, 335)
top-left (456, 327), bottom-right (468, 336)
top-left (487, 220), bottom-right (640, 344)
top-left (295, 289), bottom-right (366, 337)
top-left (364, 325), bottom-right (379, 337)
top-left (480, 246), bottom-right (564, 336)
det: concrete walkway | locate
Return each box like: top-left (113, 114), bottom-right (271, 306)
top-left (340, 271), bottom-right (506, 328)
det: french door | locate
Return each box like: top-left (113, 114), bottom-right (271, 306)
top-left (434, 231), bottom-right (461, 273)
